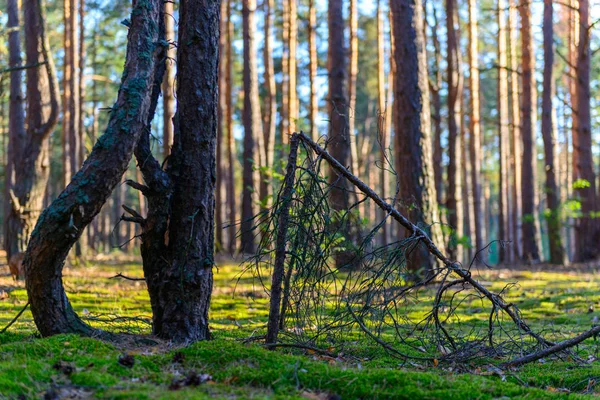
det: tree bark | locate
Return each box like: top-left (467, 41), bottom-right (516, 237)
top-left (446, 0), bottom-right (463, 262)
top-left (573, 0), bottom-right (598, 262)
top-left (241, 0), bottom-right (262, 254)
top-left (308, 0), bottom-right (318, 141)
top-left (519, 0), bottom-right (540, 263)
top-left (376, 0), bottom-right (389, 246)
top-left (508, 0), bottom-right (522, 261)
top-left (467, 0), bottom-right (483, 254)
top-left (430, 5), bottom-right (443, 208)
top-left (497, 0), bottom-right (509, 263)
top-left (348, 0), bottom-right (360, 189)
top-left (391, 0), bottom-right (442, 273)
top-left (216, 0), bottom-right (227, 250)
top-left (162, 0), bottom-right (176, 158)
top-left (226, 0), bottom-right (236, 254)
top-left (260, 0), bottom-right (276, 211)
top-left (541, 0), bottom-right (565, 264)
top-left (4, 0), bottom-right (27, 261)
top-left (25, 0), bottom-right (163, 337)
top-left (288, 0), bottom-right (297, 139)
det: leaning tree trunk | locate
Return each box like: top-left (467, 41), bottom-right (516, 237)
top-left (519, 0), bottom-right (540, 263)
top-left (4, 0), bottom-right (27, 261)
top-left (541, 0), bottom-right (565, 264)
top-left (391, 0), bottom-right (442, 274)
top-left (24, 0), bottom-right (164, 337)
top-left (7, 0), bottom-right (60, 274)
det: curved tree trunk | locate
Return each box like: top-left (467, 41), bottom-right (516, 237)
top-left (25, 0), bottom-right (164, 337)
top-left (7, 0), bottom-right (60, 276)
top-left (541, 0), bottom-right (565, 264)
top-left (391, 0), bottom-right (442, 274)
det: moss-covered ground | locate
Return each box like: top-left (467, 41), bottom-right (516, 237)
top-left (1, 255), bottom-right (600, 399)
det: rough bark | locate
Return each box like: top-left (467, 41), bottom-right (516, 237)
top-left (467, 0), bottom-right (483, 253)
top-left (308, 0), bottom-right (318, 141)
top-left (541, 0), bottom-right (565, 264)
top-left (497, 0), bottom-right (509, 263)
top-left (391, 0), bottom-right (442, 273)
top-left (573, 0), bottom-right (598, 262)
top-left (445, 0), bottom-right (463, 261)
top-left (24, 0), bottom-right (163, 337)
top-left (151, 0), bottom-right (219, 341)
top-left (241, 0), bottom-right (262, 254)
top-left (4, 0), bottom-right (27, 261)
top-left (162, 0), bottom-right (175, 158)
top-left (519, 0), bottom-right (540, 262)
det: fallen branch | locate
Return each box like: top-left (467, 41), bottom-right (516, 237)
top-left (0, 302), bottom-right (30, 334)
top-left (109, 273), bottom-right (145, 282)
top-left (502, 325), bottom-right (600, 368)
top-left (295, 131), bottom-right (553, 349)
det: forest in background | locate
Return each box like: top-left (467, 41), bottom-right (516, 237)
top-left (0, 0), bottom-right (599, 268)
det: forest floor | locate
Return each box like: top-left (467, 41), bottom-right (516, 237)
top-left (1, 254), bottom-right (600, 399)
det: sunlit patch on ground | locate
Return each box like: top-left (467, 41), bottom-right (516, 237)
top-left (1, 255), bottom-right (600, 398)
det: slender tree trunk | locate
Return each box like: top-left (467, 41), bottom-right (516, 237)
top-left (288, 0), bottom-right (297, 139)
top-left (62, 0), bottom-right (74, 187)
top-left (519, 0), bottom-right (540, 262)
top-left (260, 0), bottom-right (276, 210)
top-left (497, 0), bottom-right (509, 263)
top-left (376, 0), bottom-right (388, 245)
top-left (573, 0), bottom-right (598, 262)
top-left (216, 0), bottom-right (227, 250)
top-left (308, 0), bottom-right (318, 141)
top-left (77, 0), bottom-right (88, 257)
top-left (541, 0), bottom-right (564, 264)
top-left (508, 0), bottom-right (522, 261)
top-left (430, 5), bottom-right (443, 207)
top-left (281, 0), bottom-right (290, 147)
top-left (162, 0), bottom-right (175, 158)
top-left (446, 0), bottom-right (463, 261)
top-left (241, 0), bottom-right (262, 254)
top-left (25, 0), bottom-right (162, 336)
top-left (348, 0), bottom-right (360, 183)
top-left (4, 0), bottom-right (27, 261)
top-left (467, 0), bottom-right (483, 253)
top-left (391, 0), bottom-right (442, 274)
top-left (226, 0), bottom-right (236, 254)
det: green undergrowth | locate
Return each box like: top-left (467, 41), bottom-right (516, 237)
top-left (1, 256), bottom-right (600, 398)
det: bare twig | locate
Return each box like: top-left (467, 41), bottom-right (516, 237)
top-left (0, 302), bottom-right (30, 334)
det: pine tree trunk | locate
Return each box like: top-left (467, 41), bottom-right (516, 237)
top-left (541, 0), bottom-right (565, 264)
top-left (573, 0), bottom-right (598, 262)
top-left (288, 0), bottom-right (297, 139)
top-left (430, 5), bottom-right (443, 207)
top-left (216, 0), bottom-right (227, 250)
top-left (467, 0), bottom-right (483, 254)
top-left (446, 0), bottom-right (463, 261)
top-left (241, 0), bottom-right (262, 254)
top-left (4, 0), bottom-right (27, 261)
top-left (497, 0), bottom-right (509, 263)
top-left (376, 0), bottom-right (389, 246)
top-left (508, 0), bottom-right (522, 261)
top-left (226, 0), bottom-right (236, 254)
top-left (24, 0), bottom-right (163, 337)
top-left (162, 0), bottom-right (175, 158)
top-left (348, 0), bottom-right (360, 188)
top-left (260, 0), bottom-right (276, 210)
top-left (308, 0), bottom-right (318, 141)
top-left (519, 0), bottom-right (540, 262)
top-left (390, 0), bottom-right (442, 274)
